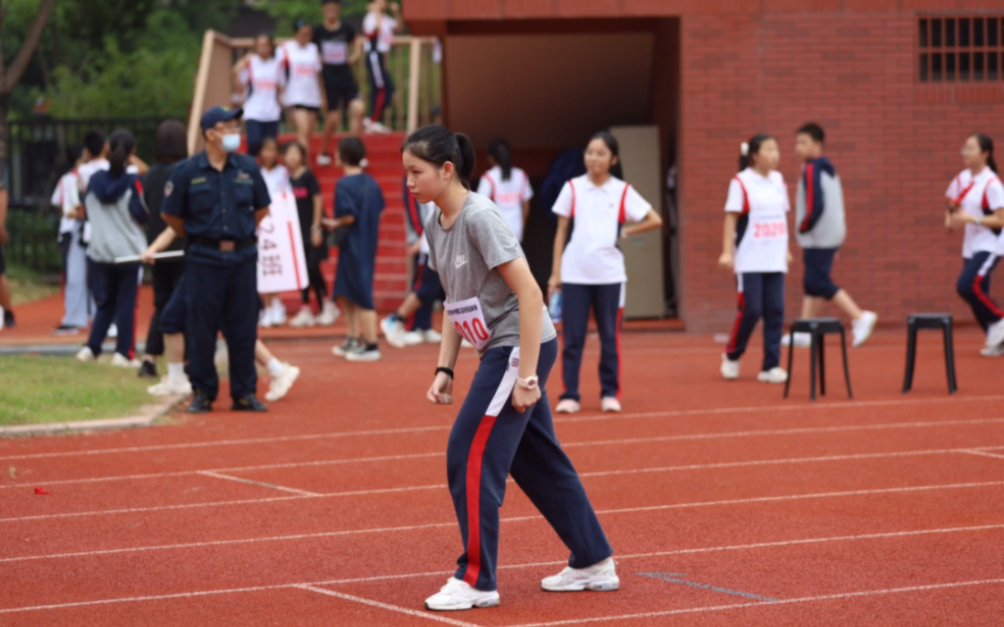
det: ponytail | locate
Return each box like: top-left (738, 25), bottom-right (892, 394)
top-left (739, 133), bottom-right (774, 172)
top-left (974, 133), bottom-right (997, 174)
top-left (107, 128), bottom-right (136, 178)
top-left (488, 138), bottom-right (513, 181)
top-left (402, 125), bottom-right (477, 189)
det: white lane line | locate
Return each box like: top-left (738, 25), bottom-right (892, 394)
top-left (960, 449), bottom-right (1004, 460)
top-left (5, 394), bottom-right (1002, 462)
top-left (197, 471), bottom-right (322, 497)
top-left (6, 417), bottom-right (1004, 493)
top-left (502, 579), bottom-right (1004, 626)
top-left (6, 446), bottom-right (1004, 523)
top-left (294, 584), bottom-right (480, 627)
top-left (4, 481), bottom-right (1002, 563)
top-left (2, 524), bottom-right (1001, 615)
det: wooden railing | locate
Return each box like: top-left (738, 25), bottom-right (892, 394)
top-left (187, 30), bottom-right (442, 155)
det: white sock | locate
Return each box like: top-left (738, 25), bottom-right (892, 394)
top-left (167, 363), bottom-right (185, 381)
top-left (267, 357), bottom-right (285, 377)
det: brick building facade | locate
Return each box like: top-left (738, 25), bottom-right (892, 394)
top-left (407, 2), bottom-right (1004, 332)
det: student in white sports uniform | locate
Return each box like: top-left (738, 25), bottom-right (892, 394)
top-left (719, 134), bottom-right (792, 383)
top-left (51, 146), bottom-right (88, 335)
top-left (477, 138), bottom-right (533, 242)
top-left (945, 133), bottom-right (1004, 355)
top-left (257, 136), bottom-right (291, 327)
top-left (548, 132), bottom-right (663, 414)
top-left (234, 34), bottom-right (283, 157)
top-left (279, 19), bottom-right (324, 158)
top-left (362, 0), bottom-right (403, 133)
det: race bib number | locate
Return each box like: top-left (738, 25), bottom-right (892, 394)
top-left (753, 220), bottom-right (787, 239)
top-left (322, 41), bottom-right (348, 64)
top-left (445, 297), bottom-right (493, 351)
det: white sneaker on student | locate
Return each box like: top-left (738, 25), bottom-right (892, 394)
top-left (259, 307), bottom-right (275, 328)
top-left (316, 301), bottom-right (340, 326)
top-left (76, 346), bottom-right (96, 362)
top-left (601, 397), bottom-right (621, 413)
top-left (289, 307), bottom-right (316, 328)
top-left (316, 153), bottom-right (332, 167)
top-left (270, 300), bottom-right (287, 326)
top-left (424, 329), bottom-right (442, 343)
top-left (541, 558), bottom-right (620, 592)
top-left (381, 316), bottom-right (407, 348)
top-left (346, 344), bottom-right (382, 362)
top-left (852, 311), bottom-right (878, 347)
top-left (555, 399), bottom-right (580, 414)
top-left (402, 331), bottom-right (425, 346)
top-left (986, 318), bottom-right (1004, 349)
top-left (265, 363), bottom-right (300, 401)
top-left (147, 376), bottom-right (192, 396)
top-left (980, 345), bottom-right (1004, 357)
top-left (424, 577), bottom-right (500, 611)
top-left (721, 354), bottom-right (740, 380)
top-left (108, 323), bottom-right (118, 339)
top-left (757, 367), bottom-right (788, 384)
top-left (110, 353), bottom-right (141, 368)
top-left (781, 332), bottom-right (812, 348)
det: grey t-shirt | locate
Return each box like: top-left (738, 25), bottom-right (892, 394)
top-left (426, 191), bottom-right (556, 353)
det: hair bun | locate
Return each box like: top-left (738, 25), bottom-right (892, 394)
top-left (740, 142), bottom-right (750, 157)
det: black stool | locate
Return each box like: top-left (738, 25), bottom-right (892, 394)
top-left (903, 314), bottom-right (957, 395)
top-left (784, 318), bottom-right (853, 401)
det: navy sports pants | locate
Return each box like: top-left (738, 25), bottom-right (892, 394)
top-left (957, 251), bottom-right (1004, 332)
top-left (802, 248), bottom-right (840, 299)
top-left (726, 272), bottom-right (786, 371)
top-left (366, 51), bottom-right (394, 123)
top-left (560, 283), bottom-right (623, 402)
top-left (407, 253), bottom-right (444, 332)
top-left (86, 262), bottom-right (140, 359)
top-left (446, 339), bottom-right (613, 591)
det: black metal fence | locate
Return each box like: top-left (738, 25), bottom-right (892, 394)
top-left (5, 117), bottom-right (164, 273)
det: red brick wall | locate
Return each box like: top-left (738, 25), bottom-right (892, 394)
top-left (680, 10), bottom-right (1004, 332)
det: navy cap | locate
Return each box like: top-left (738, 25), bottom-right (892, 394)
top-left (200, 106), bottom-right (243, 131)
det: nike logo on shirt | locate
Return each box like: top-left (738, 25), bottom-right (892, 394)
top-left (455, 255), bottom-right (468, 268)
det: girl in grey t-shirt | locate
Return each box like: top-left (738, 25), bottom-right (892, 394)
top-left (402, 125), bottom-right (616, 612)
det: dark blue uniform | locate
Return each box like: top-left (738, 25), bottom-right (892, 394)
top-left (161, 151), bottom-right (271, 403)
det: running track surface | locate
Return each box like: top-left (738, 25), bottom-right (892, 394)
top-left (2, 329), bottom-right (1002, 626)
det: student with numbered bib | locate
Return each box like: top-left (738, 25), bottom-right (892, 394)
top-left (548, 132), bottom-right (662, 414)
top-left (234, 34), bottom-right (283, 158)
top-left (404, 125), bottom-right (616, 613)
top-left (945, 133), bottom-right (1004, 355)
top-left (314, 0), bottom-right (365, 164)
top-left (476, 139), bottom-right (533, 242)
top-left (280, 19), bottom-right (324, 159)
top-left (719, 135), bottom-right (792, 383)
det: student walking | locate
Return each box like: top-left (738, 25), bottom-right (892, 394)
top-left (788, 123), bottom-right (877, 348)
top-left (548, 132), bottom-right (662, 414)
top-left (945, 133), bottom-right (1004, 355)
top-left (362, 0), bottom-right (404, 133)
top-left (51, 145), bottom-right (88, 335)
top-left (280, 19), bottom-right (324, 158)
top-left (257, 137), bottom-right (290, 327)
top-left (477, 138), bottom-right (533, 242)
top-left (234, 33), bottom-right (283, 157)
top-left (329, 137), bottom-right (385, 361)
top-left (719, 135), bottom-right (792, 383)
top-left (314, 0), bottom-right (366, 164)
top-left (284, 141), bottom-right (339, 327)
top-left (402, 125), bottom-right (616, 612)
top-left (76, 129), bottom-right (149, 367)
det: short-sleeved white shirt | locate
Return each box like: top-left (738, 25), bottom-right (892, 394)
top-left (363, 11), bottom-right (396, 54)
top-left (52, 171), bottom-right (82, 235)
top-left (551, 174), bottom-right (651, 285)
top-left (477, 166), bottom-right (533, 242)
top-left (725, 168), bottom-right (790, 274)
top-left (279, 41), bottom-right (322, 108)
top-left (260, 164), bottom-right (290, 197)
top-left (945, 167), bottom-right (1004, 258)
top-left (241, 54), bottom-right (283, 122)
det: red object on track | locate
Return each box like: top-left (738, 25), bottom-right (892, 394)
top-left (34, 487), bottom-right (49, 495)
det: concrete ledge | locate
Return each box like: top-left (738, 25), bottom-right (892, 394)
top-left (0, 394), bottom-right (186, 437)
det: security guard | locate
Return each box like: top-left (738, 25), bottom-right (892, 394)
top-left (162, 106), bottom-right (271, 413)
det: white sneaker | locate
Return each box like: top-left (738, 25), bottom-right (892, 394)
top-left (424, 329), bottom-right (442, 343)
top-left (316, 153), bottom-right (332, 167)
top-left (364, 119), bottom-right (390, 135)
top-left (980, 345), bottom-right (1004, 357)
top-left (852, 311), bottom-right (878, 347)
top-left (108, 323), bottom-right (118, 339)
top-left (0, 305), bottom-right (4, 332)
top-left (265, 363), bottom-right (300, 401)
top-left (147, 376), bottom-right (192, 396)
top-left (403, 331), bottom-right (425, 346)
top-left (316, 301), bottom-right (340, 326)
top-left (781, 332), bottom-right (812, 348)
top-left (214, 342), bottom-right (229, 367)
top-left (332, 338), bottom-right (360, 357)
top-left (381, 316), bottom-right (407, 349)
top-left (270, 300), bottom-right (287, 326)
top-left (424, 577), bottom-right (500, 612)
top-left (345, 344), bottom-right (382, 362)
top-left (555, 399), bottom-right (580, 414)
top-left (259, 307), bottom-right (275, 328)
top-left (601, 397), bottom-right (622, 413)
top-left (721, 354), bottom-right (740, 380)
top-left (289, 308), bottom-right (316, 328)
top-left (987, 318), bottom-right (1004, 349)
top-left (757, 367), bottom-right (788, 384)
top-left (541, 558), bottom-right (620, 592)
top-left (110, 353), bottom-right (141, 368)
top-left (76, 346), bottom-right (96, 362)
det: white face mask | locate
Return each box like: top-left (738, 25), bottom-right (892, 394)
top-left (220, 133), bottom-right (242, 152)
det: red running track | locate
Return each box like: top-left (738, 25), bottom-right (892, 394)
top-left (1, 329), bottom-right (1003, 626)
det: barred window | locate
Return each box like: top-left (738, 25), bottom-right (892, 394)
top-left (919, 17), bottom-right (1004, 82)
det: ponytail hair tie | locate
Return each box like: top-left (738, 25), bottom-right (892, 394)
top-left (740, 142), bottom-right (750, 157)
